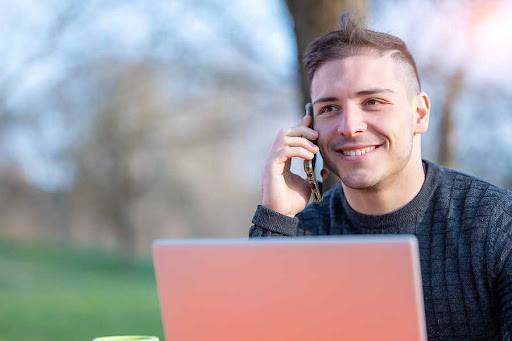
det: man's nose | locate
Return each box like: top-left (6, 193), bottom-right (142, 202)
top-left (337, 105), bottom-right (367, 137)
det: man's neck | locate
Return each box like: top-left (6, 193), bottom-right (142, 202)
top-left (341, 158), bottom-right (426, 216)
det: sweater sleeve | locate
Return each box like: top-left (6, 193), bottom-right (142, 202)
top-left (248, 205), bottom-right (299, 237)
top-left (489, 197), bottom-right (512, 334)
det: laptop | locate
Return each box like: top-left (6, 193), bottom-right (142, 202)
top-left (153, 235), bottom-right (427, 341)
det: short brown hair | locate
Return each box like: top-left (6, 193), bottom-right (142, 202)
top-left (304, 12), bottom-right (421, 94)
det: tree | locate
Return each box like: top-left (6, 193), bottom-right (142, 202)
top-left (285, 0), bottom-right (367, 106)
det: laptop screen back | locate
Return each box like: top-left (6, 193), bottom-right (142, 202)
top-left (153, 235), bottom-right (426, 341)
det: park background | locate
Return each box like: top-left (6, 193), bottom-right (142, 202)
top-left (1, 0), bottom-right (511, 340)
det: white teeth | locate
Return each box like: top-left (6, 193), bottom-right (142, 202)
top-left (341, 146), bottom-right (376, 156)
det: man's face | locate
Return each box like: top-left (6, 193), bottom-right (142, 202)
top-left (310, 55), bottom-right (421, 191)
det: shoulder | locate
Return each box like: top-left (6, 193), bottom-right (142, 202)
top-left (424, 161), bottom-right (512, 278)
top-left (426, 159), bottom-right (512, 208)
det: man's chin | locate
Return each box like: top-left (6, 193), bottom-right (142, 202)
top-left (338, 171), bottom-right (380, 191)
top-left (341, 181), bottom-right (379, 191)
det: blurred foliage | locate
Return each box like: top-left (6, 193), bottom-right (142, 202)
top-left (0, 0), bottom-right (299, 254)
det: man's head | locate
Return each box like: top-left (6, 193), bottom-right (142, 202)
top-left (304, 12), bottom-right (421, 99)
top-left (304, 13), bottom-right (430, 193)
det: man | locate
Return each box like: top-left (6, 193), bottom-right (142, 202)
top-left (249, 13), bottom-right (512, 340)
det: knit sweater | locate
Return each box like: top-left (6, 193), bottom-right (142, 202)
top-left (249, 160), bottom-right (512, 340)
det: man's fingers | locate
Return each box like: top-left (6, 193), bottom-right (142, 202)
top-left (282, 136), bottom-right (319, 153)
top-left (297, 113), bottom-right (311, 127)
top-left (274, 146), bottom-right (315, 164)
top-left (278, 125), bottom-right (318, 141)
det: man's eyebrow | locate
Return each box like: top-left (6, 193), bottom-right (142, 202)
top-left (312, 89), bottom-right (395, 105)
top-left (354, 88), bottom-right (395, 96)
top-left (312, 97), bottom-right (338, 106)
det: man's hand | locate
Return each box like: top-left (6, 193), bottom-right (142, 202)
top-left (262, 114), bottom-right (319, 217)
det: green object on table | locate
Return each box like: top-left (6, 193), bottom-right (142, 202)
top-left (93, 336), bottom-right (159, 341)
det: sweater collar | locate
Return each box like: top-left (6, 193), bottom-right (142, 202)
top-left (338, 159), bottom-right (442, 229)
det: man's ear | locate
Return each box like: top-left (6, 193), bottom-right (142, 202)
top-left (321, 168), bottom-right (329, 181)
top-left (413, 92), bottom-right (430, 135)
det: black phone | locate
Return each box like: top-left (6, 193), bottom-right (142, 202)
top-left (303, 103), bottom-right (323, 202)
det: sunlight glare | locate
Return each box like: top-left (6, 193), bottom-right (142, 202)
top-left (469, 1), bottom-right (512, 71)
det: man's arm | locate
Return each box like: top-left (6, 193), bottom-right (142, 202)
top-left (261, 114), bottom-right (319, 218)
top-left (250, 114), bottom-right (323, 238)
top-left (249, 205), bottom-right (299, 237)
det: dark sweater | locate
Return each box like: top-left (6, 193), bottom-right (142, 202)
top-left (249, 160), bottom-right (512, 340)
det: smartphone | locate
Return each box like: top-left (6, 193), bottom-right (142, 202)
top-left (303, 103), bottom-right (323, 203)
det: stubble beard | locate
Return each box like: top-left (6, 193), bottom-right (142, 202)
top-left (321, 137), bottom-right (415, 192)
top-left (321, 153), bottom-right (381, 191)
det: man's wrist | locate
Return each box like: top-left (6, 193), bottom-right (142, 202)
top-left (252, 205), bottom-right (299, 236)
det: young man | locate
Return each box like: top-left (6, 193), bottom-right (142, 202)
top-left (249, 13), bottom-right (512, 340)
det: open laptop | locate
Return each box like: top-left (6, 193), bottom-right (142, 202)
top-left (153, 235), bottom-right (427, 341)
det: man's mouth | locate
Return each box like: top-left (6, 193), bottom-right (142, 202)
top-left (336, 143), bottom-right (382, 155)
top-left (339, 146), bottom-right (377, 156)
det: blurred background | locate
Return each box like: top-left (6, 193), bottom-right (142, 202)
top-left (1, 0), bottom-right (511, 340)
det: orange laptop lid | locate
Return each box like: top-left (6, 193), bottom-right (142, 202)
top-left (153, 235), bottom-right (427, 341)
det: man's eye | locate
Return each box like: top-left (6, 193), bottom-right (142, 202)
top-left (364, 99), bottom-right (383, 106)
top-left (318, 105), bottom-right (339, 115)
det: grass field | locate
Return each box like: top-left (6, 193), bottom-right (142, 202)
top-left (0, 239), bottom-right (164, 341)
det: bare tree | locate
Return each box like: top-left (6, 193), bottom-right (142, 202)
top-left (437, 68), bottom-right (465, 168)
top-left (285, 0), bottom-right (367, 107)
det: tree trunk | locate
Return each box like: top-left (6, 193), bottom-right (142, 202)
top-left (438, 68), bottom-right (464, 168)
top-left (285, 0), bottom-right (368, 107)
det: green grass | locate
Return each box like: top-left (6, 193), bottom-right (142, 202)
top-left (0, 239), bottom-right (163, 341)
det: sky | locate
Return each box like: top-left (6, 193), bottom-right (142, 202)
top-left (371, 0), bottom-right (512, 86)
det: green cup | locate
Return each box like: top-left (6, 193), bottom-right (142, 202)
top-left (93, 336), bottom-right (158, 341)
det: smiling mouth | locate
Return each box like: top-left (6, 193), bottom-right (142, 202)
top-left (339, 146), bottom-right (376, 156)
top-left (337, 144), bottom-right (383, 157)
